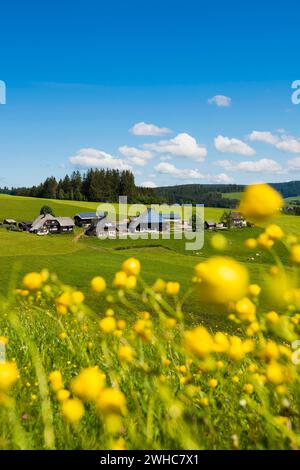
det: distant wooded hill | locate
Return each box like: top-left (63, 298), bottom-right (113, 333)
top-left (154, 181), bottom-right (300, 206)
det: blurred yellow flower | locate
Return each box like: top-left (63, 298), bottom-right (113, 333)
top-left (243, 383), bottom-right (254, 394)
top-left (210, 233), bottom-right (228, 251)
top-left (99, 317), bottom-right (117, 334)
top-left (125, 275), bottom-right (137, 290)
top-left (113, 271), bottom-right (127, 288)
top-left (184, 327), bottom-right (214, 358)
top-left (71, 366), bottom-right (106, 401)
top-left (248, 284), bottom-right (261, 297)
top-left (152, 278), bottom-right (166, 292)
top-left (0, 336), bottom-right (8, 345)
top-left (118, 345), bottom-right (134, 363)
top-left (122, 258), bottom-right (141, 276)
top-left (91, 276), bottom-right (106, 293)
top-left (208, 378), bottom-right (218, 389)
top-left (97, 388), bottom-right (127, 415)
top-left (72, 291), bottom-right (85, 304)
top-left (245, 238), bottom-right (257, 249)
top-left (257, 232), bottom-right (274, 249)
top-left (265, 224), bottom-right (284, 240)
top-left (290, 244), bottom-right (300, 264)
top-left (166, 282), bottom-right (180, 296)
top-left (23, 272), bottom-right (43, 291)
top-left (266, 362), bottom-right (284, 384)
top-left (239, 183), bottom-right (283, 223)
top-left (235, 297), bottom-right (256, 322)
top-left (56, 389), bottom-right (71, 402)
top-left (0, 362), bottom-right (19, 391)
top-left (195, 257), bottom-right (249, 304)
top-left (49, 370), bottom-right (63, 392)
top-left (61, 398), bottom-right (84, 424)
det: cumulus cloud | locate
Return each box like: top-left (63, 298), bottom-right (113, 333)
top-left (145, 133), bottom-right (207, 162)
top-left (155, 162), bottom-right (205, 179)
top-left (160, 155), bottom-right (172, 161)
top-left (287, 157), bottom-right (300, 170)
top-left (248, 131), bottom-right (279, 145)
top-left (140, 181), bottom-right (157, 188)
top-left (69, 148), bottom-right (131, 170)
top-left (249, 130), bottom-right (300, 154)
top-left (208, 95), bottom-right (231, 107)
top-left (130, 121), bottom-right (171, 136)
top-left (211, 173), bottom-right (235, 183)
top-left (214, 135), bottom-right (256, 156)
top-left (118, 145), bottom-right (152, 166)
top-left (217, 158), bottom-right (282, 173)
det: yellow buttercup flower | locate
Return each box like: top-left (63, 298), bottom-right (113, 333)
top-left (122, 258), bottom-right (141, 276)
top-left (248, 284), bottom-right (261, 297)
top-left (91, 276), bottom-right (106, 293)
top-left (23, 272), bottom-right (43, 291)
top-left (260, 341), bottom-right (280, 361)
top-left (56, 389), bottom-right (71, 402)
top-left (58, 332), bottom-right (67, 340)
top-left (97, 388), bottom-right (127, 415)
top-left (195, 257), bottom-right (249, 304)
top-left (49, 370), bottom-right (63, 392)
top-left (257, 232), bottom-right (274, 249)
top-left (166, 282), bottom-right (180, 296)
top-left (208, 378), bottom-right (218, 389)
top-left (235, 297), bottom-right (256, 322)
top-left (266, 311), bottom-right (279, 324)
top-left (61, 398), bottom-right (84, 424)
top-left (99, 317), bottom-right (117, 334)
top-left (118, 346), bottom-right (134, 363)
top-left (265, 224), bottom-right (284, 240)
top-left (213, 332), bottom-right (229, 353)
top-left (0, 336), bottom-right (8, 345)
top-left (113, 271), bottom-right (127, 288)
top-left (152, 278), bottom-right (166, 292)
top-left (245, 238), bottom-right (257, 249)
top-left (266, 362), bottom-right (284, 384)
top-left (71, 366), bottom-right (106, 401)
top-left (0, 362), bottom-right (19, 391)
top-left (210, 233), bottom-right (227, 251)
top-left (290, 244), bottom-right (300, 264)
top-left (72, 291), bottom-right (85, 304)
top-left (125, 275), bottom-right (137, 290)
top-left (238, 183), bottom-right (283, 223)
top-left (243, 383), bottom-right (254, 394)
top-left (184, 327), bottom-right (214, 358)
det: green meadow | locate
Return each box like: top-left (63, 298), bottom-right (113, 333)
top-left (0, 193), bottom-right (299, 329)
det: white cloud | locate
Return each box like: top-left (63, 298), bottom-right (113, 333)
top-left (211, 173), bottom-right (235, 183)
top-left (276, 138), bottom-right (300, 153)
top-left (140, 181), bottom-right (157, 188)
top-left (208, 95), bottom-right (231, 107)
top-left (249, 130), bottom-right (300, 154)
top-left (145, 133), bottom-right (207, 162)
top-left (69, 148), bottom-right (131, 170)
top-left (214, 135), bottom-right (256, 156)
top-left (160, 155), bottom-right (172, 161)
top-left (217, 158), bottom-right (282, 173)
top-left (130, 121), bottom-right (171, 136)
top-left (248, 131), bottom-right (279, 145)
top-left (118, 145), bottom-right (152, 166)
top-left (155, 162), bottom-right (205, 179)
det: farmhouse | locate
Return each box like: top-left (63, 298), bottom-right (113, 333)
top-left (128, 208), bottom-right (168, 233)
top-left (30, 214), bottom-right (74, 234)
top-left (230, 212), bottom-right (247, 228)
top-left (74, 212), bottom-right (106, 227)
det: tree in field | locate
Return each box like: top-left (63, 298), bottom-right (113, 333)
top-left (40, 205), bottom-right (55, 217)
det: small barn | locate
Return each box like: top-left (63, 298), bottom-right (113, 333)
top-left (204, 220), bottom-right (216, 230)
top-left (74, 212), bottom-right (106, 227)
top-left (18, 221), bottom-right (32, 231)
top-left (3, 219), bottom-right (17, 226)
top-left (231, 212), bottom-right (247, 228)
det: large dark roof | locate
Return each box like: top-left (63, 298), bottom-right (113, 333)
top-left (75, 212), bottom-right (105, 219)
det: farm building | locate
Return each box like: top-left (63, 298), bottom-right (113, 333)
top-left (18, 221), bottom-right (32, 231)
top-left (128, 208), bottom-right (168, 233)
top-left (230, 212), bottom-right (247, 228)
top-left (74, 212), bottom-right (106, 227)
top-left (204, 220), bottom-right (216, 230)
top-left (30, 214), bottom-right (75, 234)
top-left (3, 219), bottom-right (17, 226)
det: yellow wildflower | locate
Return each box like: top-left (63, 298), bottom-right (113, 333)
top-left (208, 378), bottom-right (218, 389)
top-left (71, 366), bottom-right (106, 401)
top-left (266, 362), bottom-right (284, 384)
top-left (184, 327), bottom-right (214, 358)
top-left (238, 183), bottom-right (283, 223)
top-left (122, 258), bottom-right (141, 276)
top-left (61, 398), bottom-right (84, 424)
top-left (166, 282), bottom-right (180, 296)
top-left (0, 362), bottom-right (19, 391)
top-left (245, 238), bottom-right (257, 249)
top-left (99, 317), bottom-right (117, 334)
top-left (113, 271), bottom-right (127, 288)
top-left (265, 224), bottom-right (284, 240)
top-left (56, 389), bottom-right (70, 402)
top-left (23, 272), bottom-right (43, 291)
top-left (243, 383), bottom-right (254, 394)
top-left (91, 276), bottom-right (106, 293)
top-left (97, 388), bottom-right (127, 415)
top-left (118, 346), bottom-right (134, 363)
top-left (290, 244), bottom-right (300, 264)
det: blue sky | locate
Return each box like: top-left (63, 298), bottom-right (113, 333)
top-left (0, 0), bottom-right (300, 188)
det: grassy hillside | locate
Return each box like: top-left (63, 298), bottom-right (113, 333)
top-left (0, 193), bottom-right (299, 329)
